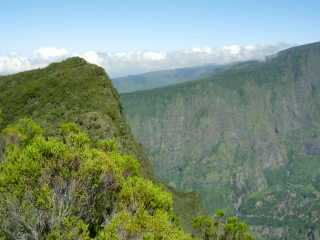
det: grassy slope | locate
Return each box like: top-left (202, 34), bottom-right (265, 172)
top-left (121, 42), bottom-right (320, 240)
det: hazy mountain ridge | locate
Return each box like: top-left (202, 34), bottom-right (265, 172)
top-left (121, 42), bottom-right (320, 240)
top-left (112, 64), bottom-right (220, 93)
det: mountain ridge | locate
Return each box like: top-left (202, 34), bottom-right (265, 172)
top-left (113, 63), bottom-right (220, 93)
top-left (121, 41), bottom-right (320, 240)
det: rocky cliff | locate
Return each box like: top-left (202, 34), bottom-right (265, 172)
top-left (121, 42), bottom-right (320, 239)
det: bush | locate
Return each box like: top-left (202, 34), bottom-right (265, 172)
top-left (192, 211), bottom-right (254, 240)
top-left (0, 119), bottom-right (191, 240)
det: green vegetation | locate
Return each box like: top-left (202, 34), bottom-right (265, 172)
top-left (0, 118), bottom-right (189, 239)
top-left (0, 57), bottom-right (151, 177)
top-left (0, 57), bottom-right (206, 229)
top-left (0, 118), bottom-right (253, 240)
top-left (0, 58), bottom-right (254, 239)
top-left (192, 211), bottom-right (253, 240)
top-left (121, 42), bottom-right (320, 239)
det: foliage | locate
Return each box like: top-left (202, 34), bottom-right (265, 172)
top-left (0, 109), bottom-right (3, 125)
top-left (46, 216), bottom-right (90, 240)
top-left (0, 57), bottom-right (202, 235)
top-left (0, 119), bottom-right (194, 240)
top-left (98, 209), bottom-right (192, 240)
top-left (0, 57), bottom-right (150, 175)
top-left (118, 176), bottom-right (173, 213)
top-left (0, 58), bottom-right (256, 239)
top-left (192, 211), bottom-right (254, 240)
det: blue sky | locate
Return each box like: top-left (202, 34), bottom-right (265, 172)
top-left (0, 1), bottom-right (319, 76)
top-left (1, 0), bottom-right (319, 55)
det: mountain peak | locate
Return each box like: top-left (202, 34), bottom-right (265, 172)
top-left (61, 56), bottom-right (87, 64)
top-left (47, 56), bottom-right (92, 69)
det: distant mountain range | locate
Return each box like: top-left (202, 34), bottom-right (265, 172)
top-left (121, 42), bottom-right (320, 240)
top-left (112, 64), bottom-right (221, 93)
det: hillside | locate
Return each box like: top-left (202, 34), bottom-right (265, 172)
top-left (0, 57), bottom-right (151, 171)
top-left (0, 58), bottom-right (208, 239)
top-left (121, 42), bottom-right (320, 240)
top-left (113, 64), bottom-right (220, 93)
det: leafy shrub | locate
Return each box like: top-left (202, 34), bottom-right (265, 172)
top-left (192, 211), bottom-right (254, 240)
top-left (0, 119), bottom-right (192, 240)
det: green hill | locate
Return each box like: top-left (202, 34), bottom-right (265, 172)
top-left (113, 64), bottom-right (220, 93)
top-left (0, 57), bottom-right (150, 171)
top-left (121, 42), bottom-right (320, 240)
top-left (0, 58), bottom-right (211, 239)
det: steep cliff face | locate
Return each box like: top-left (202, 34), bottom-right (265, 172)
top-left (121, 42), bottom-right (320, 239)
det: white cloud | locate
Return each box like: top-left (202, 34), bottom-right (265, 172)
top-left (223, 45), bottom-right (241, 55)
top-left (0, 43), bottom-right (292, 77)
top-left (191, 47), bottom-right (212, 54)
top-left (244, 45), bottom-right (256, 51)
top-left (35, 47), bottom-right (68, 60)
top-left (0, 55), bottom-right (33, 74)
top-left (79, 51), bottom-right (104, 66)
top-left (142, 51), bottom-right (167, 61)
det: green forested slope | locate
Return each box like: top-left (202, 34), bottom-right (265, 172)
top-left (121, 42), bottom-right (320, 240)
top-left (0, 57), bottom-right (150, 171)
top-left (0, 57), bottom-right (254, 239)
top-left (0, 57), bottom-right (187, 228)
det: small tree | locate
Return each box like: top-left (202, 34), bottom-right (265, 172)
top-left (192, 211), bottom-right (254, 240)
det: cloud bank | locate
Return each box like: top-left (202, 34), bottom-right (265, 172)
top-left (0, 43), bottom-right (291, 77)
